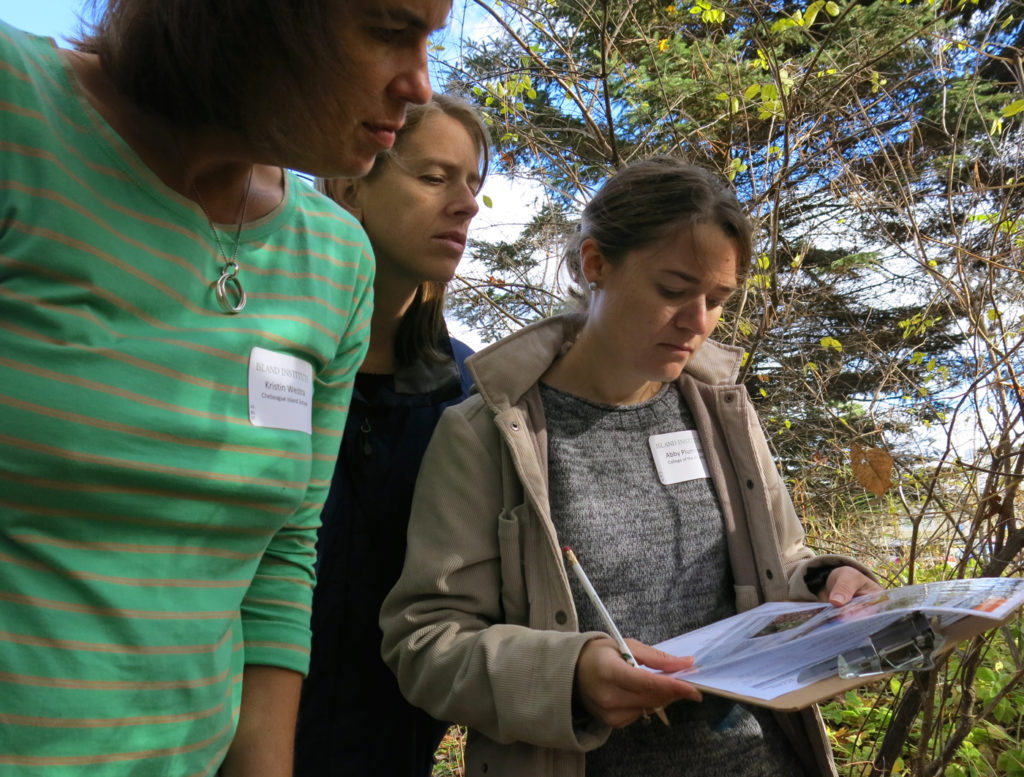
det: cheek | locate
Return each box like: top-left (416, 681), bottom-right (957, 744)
top-left (707, 309), bottom-right (725, 332)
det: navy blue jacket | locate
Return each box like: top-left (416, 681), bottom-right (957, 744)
top-left (295, 334), bottom-right (474, 777)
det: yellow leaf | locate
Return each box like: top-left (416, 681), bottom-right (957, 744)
top-left (850, 442), bottom-right (893, 496)
top-left (1003, 99), bottom-right (1024, 118)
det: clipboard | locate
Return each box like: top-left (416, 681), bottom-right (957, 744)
top-left (682, 610), bottom-right (1011, 711)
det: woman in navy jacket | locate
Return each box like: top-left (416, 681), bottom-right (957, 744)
top-left (294, 94), bottom-right (490, 776)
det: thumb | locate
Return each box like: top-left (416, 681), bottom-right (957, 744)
top-left (628, 639), bottom-right (696, 673)
top-left (826, 567), bottom-right (859, 607)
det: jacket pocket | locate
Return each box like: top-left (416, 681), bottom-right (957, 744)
top-left (497, 505), bottom-right (529, 625)
top-left (734, 584), bottom-right (760, 613)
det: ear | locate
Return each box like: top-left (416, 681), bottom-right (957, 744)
top-left (580, 237), bottom-right (611, 286)
top-left (323, 177), bottom-right (363, 221)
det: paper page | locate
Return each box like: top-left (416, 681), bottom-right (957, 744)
top-left (652, 577), bottom-right (1024, 703)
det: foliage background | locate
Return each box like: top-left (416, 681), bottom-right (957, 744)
top-left (434, 0), bottom-right (1024, 774)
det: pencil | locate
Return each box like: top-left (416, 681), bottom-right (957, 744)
top-left (563, 546), bottom-right (671, 727)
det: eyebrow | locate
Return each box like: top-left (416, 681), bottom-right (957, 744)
top-left (663, 269), bottom-right (739, 295)
top-left (403, 154), bottom-right (483, 186)
top-left (364, 6), bottom-right (443, 33)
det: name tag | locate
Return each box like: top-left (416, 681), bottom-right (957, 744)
top-left (648, 430), bottom-right (709, 485)
top-left (248, 346), bottom-right (313, 434)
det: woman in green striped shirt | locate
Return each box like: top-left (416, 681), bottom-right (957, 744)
top-left (0, 1), bottom-right (451, 775)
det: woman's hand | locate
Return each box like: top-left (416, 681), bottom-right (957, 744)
top-left (820, 565), bottom-right (883, 607)
top-left (574, 637), bottom-right (702, 728)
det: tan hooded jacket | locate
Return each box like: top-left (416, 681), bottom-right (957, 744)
top-left (382, 315), bottom-right (872, 777)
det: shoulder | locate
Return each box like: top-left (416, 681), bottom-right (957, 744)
top-left (1, 20), bottom-right (38, 60)
top-left (445, 335), bottom-right (476, 394)
top-left (0, 22), bottom-right (63, 100)
top-left (448, 335), bottom-right (475, 366)
top-left (435, 393), bottom-right (497, 445)
top-left (286, 173), bottom-right (367, 244)
top-left (279, 173), bottom-right (374, 282)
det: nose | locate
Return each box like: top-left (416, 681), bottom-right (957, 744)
top-left (674, 297), bottom-right (710, 334)
top-left (388, 49), bottom-right (433, 106)
top-left (449, 183), bottom-right (480, 219)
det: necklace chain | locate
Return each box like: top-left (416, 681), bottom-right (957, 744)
top-left (192, 166), bottom-right (254, 314)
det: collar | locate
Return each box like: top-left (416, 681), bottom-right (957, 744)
top-left (466, 314), bottom-right (744, 413)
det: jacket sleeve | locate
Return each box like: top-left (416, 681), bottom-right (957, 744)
top-left (744, 400), bottom-right (877, 601)
top-left (380, 400), bottom-right (609, 751)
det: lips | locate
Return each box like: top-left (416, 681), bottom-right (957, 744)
top-left (363, 121), bottom-right (401, 150)
top-left (433, 231), bottom-right (467, 248)
top-left (660, 342), bottom-right (693, 354)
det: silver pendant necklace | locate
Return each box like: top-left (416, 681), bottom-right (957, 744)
top-left (192, 166), bottom-right (254, 314)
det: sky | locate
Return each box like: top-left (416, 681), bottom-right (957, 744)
top-left (3, 0), bottom-right (542, 348)
top-left (4, 1), bottom-right (84, 44)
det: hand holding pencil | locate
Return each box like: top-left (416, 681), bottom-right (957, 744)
top-left (564, 547), bottom-right (702, 729)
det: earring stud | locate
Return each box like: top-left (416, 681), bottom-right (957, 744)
top-left (588, 281), bottom-right (597, 291)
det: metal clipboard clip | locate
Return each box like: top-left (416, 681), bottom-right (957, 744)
top-left (836, 611), bottom-right (944, 679)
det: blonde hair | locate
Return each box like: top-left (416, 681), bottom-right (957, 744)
top-left (317, 94), bottom-right (491, 366)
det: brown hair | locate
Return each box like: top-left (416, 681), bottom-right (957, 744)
top-left (562, 157), bottom-right (753, 307)
top-left (77, 0), bottom-right (344, 148)
top-left (317, 94), bottom-right (491, 366)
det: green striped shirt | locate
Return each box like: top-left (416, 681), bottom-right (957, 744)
top-left (0, 22), bottom-right (373, 775)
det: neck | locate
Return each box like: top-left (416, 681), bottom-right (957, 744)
top-left (542, 329), bottom-right (663, 406)
top-left (358, 273), bottom-right (421, 375)
top-left (63, 49), bottom-right (283, 222)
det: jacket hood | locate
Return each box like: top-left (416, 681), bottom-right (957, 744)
top-left (466, 314), bottom-right (745, 414)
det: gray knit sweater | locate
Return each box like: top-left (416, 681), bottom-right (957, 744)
top-left (541, 382), bottom-right (807, 777)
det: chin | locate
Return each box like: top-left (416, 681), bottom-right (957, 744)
top-left (656, 361), bottom-right (688, 382)
top-left (326, 156), bottom-right (376, 180)
top-left (294, 145), bottom-right (377, 180)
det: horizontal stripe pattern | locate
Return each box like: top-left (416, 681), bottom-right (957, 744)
top-left (0, 22), bottom-right (373, 776)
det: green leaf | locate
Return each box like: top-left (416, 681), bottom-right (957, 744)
top-left (482, 194), bottom-right (493, 208)
top-left (996, 748), bottom-right (1024, 777)
top-left (976, 667), bottom-right (998, 685)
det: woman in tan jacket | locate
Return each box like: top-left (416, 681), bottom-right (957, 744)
top-left (381, 158), bottom-right (879, 777)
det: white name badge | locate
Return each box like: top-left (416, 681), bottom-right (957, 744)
top-left (248, 347), bottom-right (314, 434)
top-left (648, 430), bottom-right (709, 485)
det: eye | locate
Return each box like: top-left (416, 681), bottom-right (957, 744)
top-left (658, 286), bottom-right (686, 299)
top-left (420, 174), bottom-right (446, 185)
top-left (371, 26), bottom-right (406, 43)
